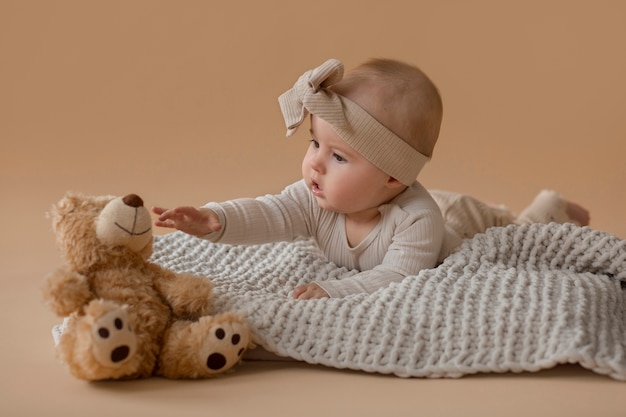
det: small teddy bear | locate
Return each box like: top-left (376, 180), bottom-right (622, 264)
top-left (43, 192), bottom-right (252, 380)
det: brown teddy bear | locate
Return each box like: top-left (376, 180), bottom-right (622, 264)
top-left (43, 192), bottom-right (252, 380)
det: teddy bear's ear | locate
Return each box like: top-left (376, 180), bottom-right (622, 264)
top-left (56, 192), bottom-right (84, 211)
top-left (47, 192), bottom-right (85, 221)
top-left (49, 193), bottom-right (116, 220)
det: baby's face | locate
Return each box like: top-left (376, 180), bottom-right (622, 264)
top-left (301, 115), bottom-right (403, 216)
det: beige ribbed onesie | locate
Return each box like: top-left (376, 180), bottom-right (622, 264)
top-left (202, 181), bottom-right (570, 297)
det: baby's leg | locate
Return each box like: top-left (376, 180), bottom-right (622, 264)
top-left (431, 189), bottom-right (590, 261)
top-left (431, 190), bottom-right (517, 261)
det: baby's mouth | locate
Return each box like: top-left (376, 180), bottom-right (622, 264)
top-left (311, 181), bottom-right (324, 197)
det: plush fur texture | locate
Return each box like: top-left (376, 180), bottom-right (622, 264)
top-left (43, 192), bottom-right (252, 380)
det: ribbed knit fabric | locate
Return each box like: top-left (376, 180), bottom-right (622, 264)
top-left (151, 223), bottom-right (626, 380)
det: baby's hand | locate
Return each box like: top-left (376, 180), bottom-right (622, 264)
top-left (293, 283), bottom-right (329, 300)
top-left (152, 206), bottom-right (222, 237)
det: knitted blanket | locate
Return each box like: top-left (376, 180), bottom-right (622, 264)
top-left (151, 223), bottom-right (626, 380)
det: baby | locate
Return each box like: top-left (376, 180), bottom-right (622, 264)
top-left (153, 58), bottom-right (589, 299)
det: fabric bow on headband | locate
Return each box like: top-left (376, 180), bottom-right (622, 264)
top-left (278, 58), bottom-right (346, 136)
top-left (278, 59), bottom-right (429, 186)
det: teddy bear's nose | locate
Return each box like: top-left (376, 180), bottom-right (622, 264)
top-left (122, 194), bottom-right (144, 208)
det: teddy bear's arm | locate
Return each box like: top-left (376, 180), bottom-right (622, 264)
top-left (43, 267), bottom-right (93, 317)
top-left (152, 266), bottom-right (214, 318)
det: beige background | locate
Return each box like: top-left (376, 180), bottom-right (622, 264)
top-left (1, 1), bottom-right (625, 416)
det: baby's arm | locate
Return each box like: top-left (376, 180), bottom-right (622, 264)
top-left (152, 206), bottom-right (222, 236)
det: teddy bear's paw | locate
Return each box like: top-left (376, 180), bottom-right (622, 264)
top-left (90, 307), bottom-right (138, 368)
top-left (199, 315), bottom-right (250, 375)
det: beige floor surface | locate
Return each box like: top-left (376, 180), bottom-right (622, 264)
top-left (2, 1), bottom-right (625, 416)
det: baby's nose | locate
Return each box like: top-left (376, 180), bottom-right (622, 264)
top-left (309, 155), bottom-right (325, 173)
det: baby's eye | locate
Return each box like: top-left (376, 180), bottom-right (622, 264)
top-left (310, 139), bottom-right (320, 149)
top-left (333, 153), bottom-right (346, 162)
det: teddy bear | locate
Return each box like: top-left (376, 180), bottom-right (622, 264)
top-left (43, 192), bottom-right (252, 380)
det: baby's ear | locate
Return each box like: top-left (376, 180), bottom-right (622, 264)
top-left (386, 177), bottom-right (406, 189)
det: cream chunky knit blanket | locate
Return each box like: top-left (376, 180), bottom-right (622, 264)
top-left (151, 223), bottom-right (626, 380)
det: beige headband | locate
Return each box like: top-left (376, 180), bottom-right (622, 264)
top-left (278, 58), bottom-right (429, 185)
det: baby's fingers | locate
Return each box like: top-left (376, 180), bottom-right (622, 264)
top-left (293, 283), bottom-right (329, 300)
top-left (151, 206), bottom-right (169, 217)
top-left (151, 207), bottom-right (179, 229)
top-left (293, 285), bottom-right (306, 299)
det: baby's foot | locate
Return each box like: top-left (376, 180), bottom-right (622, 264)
top-left (518, 190), bottom-right (590, 226)
top-left (565, 201), bottom-right (590, 226)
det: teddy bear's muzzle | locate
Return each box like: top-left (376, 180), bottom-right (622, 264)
top-left (96, 194), bottom-right (153, 253)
